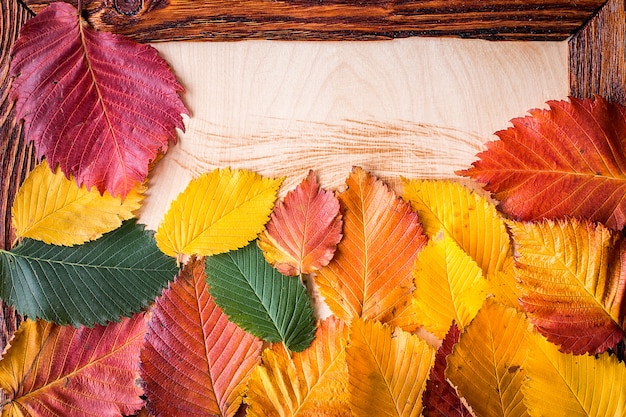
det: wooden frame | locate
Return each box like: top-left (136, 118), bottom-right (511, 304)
top-left (0, 0), bottom-right (624, 348)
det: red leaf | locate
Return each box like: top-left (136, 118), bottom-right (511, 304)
top-left (9, 2), bottom-right (187, 197)
top-left (258, 170), bottom-right (343, 276)
top-left (459, 97), bottom-right (626, 230)
top-left (422, 323), bottom-right (472, 417)
top-left (140, 258), bottom-right (263, 417)
top-left (0, 314), bottom-right (146, 417)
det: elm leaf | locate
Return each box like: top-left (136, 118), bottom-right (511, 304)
top-left (0, 220), bottom-right (178, 326)
top-left (9, 2), bottom-right (187, 197)
top-left (205, 242), bottom-right (316, 352)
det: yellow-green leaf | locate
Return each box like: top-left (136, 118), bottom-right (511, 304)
top-left (446, 300), bottom-right (535, 417)
top-left (346, 318), bottom-right (435, 417)
top-left (412, 231), bottom-right (489, 339)
top-left (524, 336), bottom-right (626, 417)
top-left (246, 317), bottom-right (351, 417)
top-left (11, 160), bottom-right (144, 246)
top-left (155, 168), bottom-right (283, 258)
top-left (402, 179), bottom-right (511, 275)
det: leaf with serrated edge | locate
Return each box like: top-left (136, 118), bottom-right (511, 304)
top-left (141, 258), bottom-right (262, 417)
top-left (12, 160), bottom-right (144, 246)
top-left (205, 242), bottom-right (316, 352)
top-left (156, 168), bottom-right (282, 259)
top-left (412, 231), bottom-right (489, 338)
top-left (459, 97), bottom-right (626, 230)
top-left (445, 300), bottom-right (534, 417)
top-left (258, 170), bottom-right (342, 276)
top-left (347, 318), bottom-right (435, 417)
top-left (402, 179), bottom-right (511, 276)
top-left (510, 218), bottom-right (626, 354)
top-left (523, 335), bottom-right (626, 417)
top-left (422, 323), bottom-right (472, 417)
top-left (9, 2), bottom-right (187, 197)
top-left (246, 317), bottom-right (350, 417)
top-left (0, 314), bottom-right (146, 417)
top-left (315, 167), bottom-right (427, 325)
top-left (0, 219), bottom-right (178, 326)
top-left (486, 258), bottom-right (522, 309)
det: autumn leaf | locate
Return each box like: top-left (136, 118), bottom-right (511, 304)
top-left (246, 317), bottom-right (351, 417)
top-left (9, 2), bottom-right (187, 197)
top-left (422, 323), bottom-right (472, 417)
top-left (523, 334), bottom-right (626, 417)
top-left (510, 218), bottom-right (626, 354)
top-left (346, 318), bottom-right (435, 417)
top-left (258, 170), bottom-right (342, 276)
top-left (205, 242), bottom-right (316, 352)
top-left (0, 220), bottom-right (178, 326)
top-left (140, 258), bottom-right (262, 417)
top-left (156, 168), bottom-right (283, 259)
top-left (412, 231), bottom-right (489, 338)
top-left (402, 179), bottom-right (511, 276)
top-left (12, 160), bottom-right (144, 246)
top-left (446, 300), bottom-right (534, 417)
top-left (0, 314), bottom-right (146, 417)
top-left (315, 167), bottom-right (427, 324)
top-left (459, 97), bottom-right (626, 230)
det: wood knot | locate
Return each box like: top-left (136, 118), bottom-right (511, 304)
top-left (113, 0), bottom-right (143, 16)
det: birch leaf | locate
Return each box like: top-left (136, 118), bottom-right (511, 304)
top-left (315, 167), bottom-right (427, 324)
top-left (156, 168), bottom-right (282, 259)
top-left (205, 242), bottom-right (316, 352)
top-left (402, 179), bottom-right (511, 276)
top-left (258, 170), bottom-right (342, 276)
top-left (510, 218), bottom-right (626, 354)
top-left (12, 160), bottom-right (144, 246)
top-left (9, 2), bottom-right (187, 197)
top-left (459, 97), bottom-right (626, 230)
top-left (412, 231), bottom-right (489, 338)
top-left (246, 317), bottom-right (351, 417)
top-left (523, 335), bottom-right (626, 417)
top-left (445, 300), bottom-right (534, 417)
top-left (0, 315), bottom-right (146, 417)
top-left (140, 258), bottom-right (262, 417)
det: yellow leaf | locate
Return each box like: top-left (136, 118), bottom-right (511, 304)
top-left (156, 168), bottom-right (283, 258)
top-left (486, 257), bottom-right (522, 309)
top-left (11, 160), bottom-right (143, 246)
top-left (524, 337), bottom-right (626, 417)
top-left (346, 318), bottom-right (435, 417)
top-left (246, 317), bottom-right (351, 417)
top-left (402, 179), bottom-right (511, 275)
top-left (412, 231), bottom-right (489, 338)
top-left (446, 300), bottom-right (535, 417)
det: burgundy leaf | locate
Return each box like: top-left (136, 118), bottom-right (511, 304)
top-left (10, 2), bottom-right (187, 197)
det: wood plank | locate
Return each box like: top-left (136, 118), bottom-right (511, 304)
top-left (24, 0), bottom-right (606, 41)
top-left (0, 0), bottom-right (33, 352)
top-left (569, 0), bottom-right (625, 105)
top-left (137, 39), bottom-right (569, 230)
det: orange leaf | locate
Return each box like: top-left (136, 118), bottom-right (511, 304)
top-left (140, 259), bottom-right (263, 417)
top-left (0, 315), bottom-right (146, 417)
top-left (315, 167), bottom-right (427, 323)
top-left (259, 170), bottom-right (342, 276)
top-left (459, 97), bottom-right (626, 230)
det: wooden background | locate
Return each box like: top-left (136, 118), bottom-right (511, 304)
top-left (1, 0), bottom-right (625, 351)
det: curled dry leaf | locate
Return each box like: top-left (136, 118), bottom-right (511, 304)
top-left (10, 2), bottom-right (187, 197)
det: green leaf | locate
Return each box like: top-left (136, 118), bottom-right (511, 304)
top-left (0, 220), bottom-right (178, 326)
top-left (205, 242), bottom-right (316, 352)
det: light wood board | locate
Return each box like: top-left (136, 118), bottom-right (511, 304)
top-left (139, 38), bottom-right (569, 229)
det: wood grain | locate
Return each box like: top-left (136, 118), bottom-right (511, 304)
top-left (137, 39), bottom-right (569, 229)
top-left (569, 0), bottom-right (625, 105)
top-left (0, 0), bottom-right (33, 351)
top-left (24, 0), bottom-right (606, 41)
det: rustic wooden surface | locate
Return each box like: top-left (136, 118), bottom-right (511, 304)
top-left (0, 0), bottom-right (33, 351)
top-left (24, 0), bottom-right (606, 41)
top-left (569, 0), bottom-right (625, 105)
